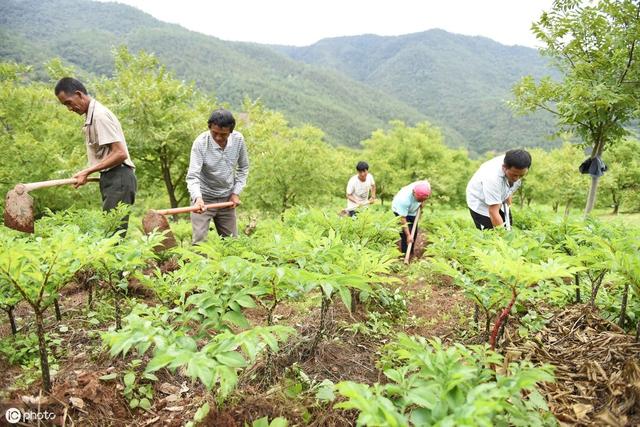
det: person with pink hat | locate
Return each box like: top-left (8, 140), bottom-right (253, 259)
top-left (391, 180), bottom-right (432, 255)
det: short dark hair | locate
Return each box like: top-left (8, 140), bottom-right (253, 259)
top-left (207, 109), bottom-right (235, 131)
top-left (356, 161), bottom-right (369, 171)
top-left (54, 77), bottom-right (87, 96)
top-left (504, 149), bottom-right (532, 169)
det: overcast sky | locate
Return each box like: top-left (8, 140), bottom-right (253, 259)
top-left (101, 0), bottom-right (554, 48)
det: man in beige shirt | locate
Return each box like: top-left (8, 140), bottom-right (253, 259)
top-left (55, 77), bottom-right (136, 235)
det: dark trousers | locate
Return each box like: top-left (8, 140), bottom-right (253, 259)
top-left (469, 208), bottom-right (511, 230)
top-left (394, 212), bottom-right (416, 254)
top-left (100, 164), bottom-right (137, 236)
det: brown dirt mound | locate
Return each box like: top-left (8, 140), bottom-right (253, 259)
top-left (506, 305), bottom-right (640, 426)
top-left (403, 275), bottom-right (472, 339)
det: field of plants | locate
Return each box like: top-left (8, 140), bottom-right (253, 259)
top-left (1, 204), bottom-right (639, 426)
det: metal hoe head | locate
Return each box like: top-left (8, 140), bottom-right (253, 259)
top-left (4, 184), bottom-right (35, 233)
top-left (142, 210), bottom-right (178, 251)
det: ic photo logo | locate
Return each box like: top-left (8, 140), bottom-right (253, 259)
top-left (4, 407), bottom-right (21, 424)
top-left (5, 407), bottom-right (56, 424)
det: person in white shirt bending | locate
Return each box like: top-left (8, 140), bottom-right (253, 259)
top-left (344, 161), bottom-right (376, 217)
top-left (466, 149), bottom-right (531, 230)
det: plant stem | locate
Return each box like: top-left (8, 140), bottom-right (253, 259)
top-left (497, 316), bottom-right (509, 347)
top-left (7, 306), bottom-right (17, 335)
top-left (484, 308), bottom-right (491, 335)
top-left (589, 270), bottom-right (607, 307)
top-left (490, 288), bottom-right (517, 351)
top-left (87, 279), bottom-right (94, 310)
top-left (574, 273), bottom-right (581, 303)
top-left (35, 310), bottom-right (52, 393)
top-left (54, 298), bottom-right (62, 321)
top-left (114, 287), bottom-right (122, 331)
top-left (619, 282), bottom-right (630, 329)
top-left (309, 296), bottom-right (331, 357)
top-left (473, 304), bottom-right (480, 331)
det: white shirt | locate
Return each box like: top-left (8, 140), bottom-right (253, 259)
top-left (346, 174), bottom-right (375, 210)
top-left (83, 99), bottom-right (135, 171)
top-left (466, 155), bottom-right (522, 216)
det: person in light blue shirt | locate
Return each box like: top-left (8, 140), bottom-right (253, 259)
top-left (392, 180), bottom-right (432, 255)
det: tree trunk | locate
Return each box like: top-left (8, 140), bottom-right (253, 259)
top-left (35, 310), bottom-right (52, 393)
top-left (584, 139), bottom-right (605, 215)
top-left (564, 200), bottom-right (572, 217)
top-left (552, 202), bottom-right (559, 212)
top-left (7, 307), bottom-right (17, 335)
top-left (584, 175), bottom-right (601, 215)
top-left (160, 152), bottom-right (179, 209)
top-left (612, 190), bottom-right (620, 214)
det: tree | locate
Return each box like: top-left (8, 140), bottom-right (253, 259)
top-left (546, 143), bottom-right (589, 215)
top-left (600, 138), bottom-right (640, 213)
top-left (0, 227), bottom-right (96, 392)
top-left (362, 121), bottom-right (473, 206)
top-left (239, 101), bottom-right (339, 214)
top-left (97, 47), bottom-right (212, 208)
top-left (0, 62), bottom-right (96, 215)
top-left (513, 0), bottom-right (640, 214)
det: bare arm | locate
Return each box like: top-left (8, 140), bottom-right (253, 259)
top-left (399, 216), bottom-right (413, 243)
top-left (347, 194), bottom-right (360, 204)
top-left (73, 142), bottom-right (128, 187)
top-left (488, 204), bottom-right (504, 227)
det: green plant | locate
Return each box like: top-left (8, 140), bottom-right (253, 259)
top-left (249, 416), bottom-right (288, 427)
top-left (517, 311), bottom-right (552, 339)
top-left (0, 226), bottom-right (99, 392)
top-left (102, 300), bottom-right (294, 402)
top-left (333, 335), bottom-right (556, 426)
top-left (100, 359), bottom-right (157, 410)
top-left (0, 276), bottom-right (22, 335)
top-left (90, 230), bottom-right (163, 330)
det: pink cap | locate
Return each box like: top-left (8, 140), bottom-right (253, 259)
top-left (413, 181), bottom-right (432, 199)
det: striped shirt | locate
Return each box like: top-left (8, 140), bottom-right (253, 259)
top-left (186, 130), bottom-right (249, 200)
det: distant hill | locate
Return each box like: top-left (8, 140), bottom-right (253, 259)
top-left (0, 0), bottom-right (559, 153)
top-left (0, 0), bottom-right (436, 148)
top-left (273, 30), bottom-right (560, 154)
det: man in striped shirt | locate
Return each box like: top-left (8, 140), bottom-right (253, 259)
top-left (186, 109), bottom-right (249, 244)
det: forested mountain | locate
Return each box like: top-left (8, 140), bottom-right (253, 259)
top-left (274, 31), bottom-right (560, 153)
top-left (0, 0), bottom-right (558, 152)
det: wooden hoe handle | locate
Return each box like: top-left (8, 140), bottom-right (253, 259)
top-left (14, 177), bottom-right (100, 194)
top-left (153, 201), bottom-right (235, 216)
top-left (404, 206), bottom-right (422, 264)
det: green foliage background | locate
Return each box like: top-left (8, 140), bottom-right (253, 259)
top-left (1, 0), bottom-right (560, 152)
